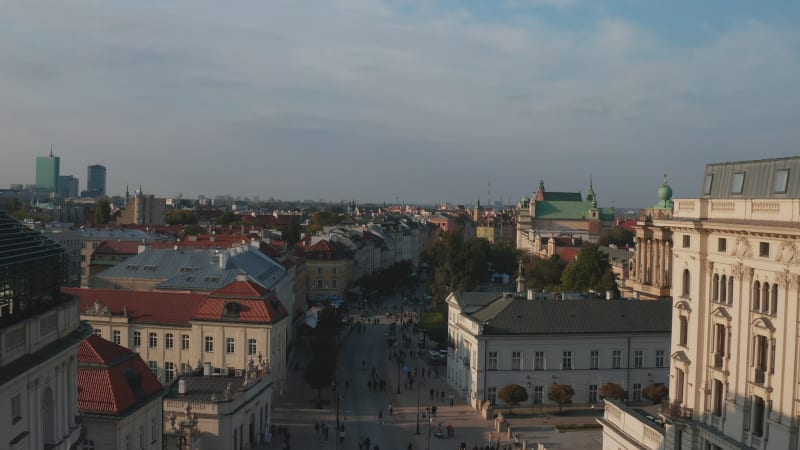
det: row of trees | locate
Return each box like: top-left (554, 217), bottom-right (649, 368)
top-left (358, 260), bottom-right (414, 297)
top-left (303, 308), bottom-right (342, 406)
top-left (497, 382), bottom-right (668, 415)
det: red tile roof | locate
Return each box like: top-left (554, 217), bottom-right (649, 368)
top-left (78, 335), bottom-right (163, 416)
top-left (192, 297), bottom-right (287, 323)
top-left (209, 278), bottom-right (272, 299)
top-left (66, 287), bottom-right (206, 325)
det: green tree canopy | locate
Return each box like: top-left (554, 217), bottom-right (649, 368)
top-left (305, 211), bottom-right (341, 235)
top-left (498, 384), bottom-right (529, 414)
top-left (548, 384), bottom-right (575, 414)
top-left (523, 254), bottom-right (567, 290)
top-left (165, 209), bottom-right (198, 225)
top-left (642, 384), bottom-right (668, 404)
top-left (423, 231), bottom-right (493, 304)
top-left (561, 243), bottom-right (619, 297)
top-left (599, 382), bottom-right (626, 401)
top-left (95, 197), bottom-right (111, 225)
top-left (303, 307), bottom-right (341, 406)
top-left (598, 226), bottom-right (635, 248)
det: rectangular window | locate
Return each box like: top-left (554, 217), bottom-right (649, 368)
top-left (487, 387), bottom-right (497, 404)
top-left (731, 172), bottom-right (745, 194)
top-left (317, 267), bottom-right (323, 274)
top-left (181, 363), bottom-right (190, 374)
top-left (113, 330), bottom-right (121, 345)
top-left (634, 350), bottom-right (644, 368)
top-left (679, 316), bottom-right (688, 346)
top-left (148, 361), bottom-right (158, 375)
top-left (248, 339), bottom-right (257, 355)
top-left (612, 350), bottom-right (622, 369)
top-left (655, 350), bottom-right (665, 368)
top-left (138, 425), bottom-right (144, 450)
top-left (148, 332), bottom-right (158, 348)
top-left (511, 351), bottom-right (521, 370)
top-left (165, 362), bottom-right (175, 383)
top-left (205, 336), bottom-right (214, 353)
top-left (11, 394), bottom-right (21, 424)
top-left (533, 386), bottom-right (544, 404)
top-left (181, 334), bottom-right (190, 350)
top-left (682, 235), bottom-right (690, 248)
top-left (590, 350), bottom-right (600, 369)
top-left (133, 330), bottom-right (141, 347)
top-left (759, 242), bottom-right (770, 258)
top-left (589, 385), bottom-right (598, 404)
top-left (151, 418), bottom-right (157, 443)
top-left (703, 174), bottom-right (714, 195)
top-left (226, 337), bottom-right (235, 353)
top-left (488, 352), bottom-right (498, 370)
top-left (562, 351), bottom-right (573, 370)
top-left (632, 383), bottom-right (642, 402)
top-left (718, 238), bottom-right (727, 252)
top-left (534, 351), bottom-right (545, 370)
top-left (332, 267), bottom-right (337, 274)
top-left (165, 333), bottom-right (174, 349)
top-left (93, 328), bottom-right (102, 337)
top-left (774, 169), bottom-right (790, 194)
top-left (331, 279), bottom-right (337, 288)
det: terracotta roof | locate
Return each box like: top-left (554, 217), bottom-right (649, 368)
top-left (209, 277), bottom-right (272, 299)
top-left (192, 297), bottom-right (287, 323)
top-left (94, 241), bottom-right (144, 255)
top-left (66, 287), bottom-right (206, 325)
top-left (556, 247), bottom-right (580, 262)
top-left (78, 335), bottom-right (163, 416)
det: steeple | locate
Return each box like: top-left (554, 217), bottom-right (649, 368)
top-left (586, 176), bottom-right (597, 208)
top-left (49, 145), bottom-right (53, 157)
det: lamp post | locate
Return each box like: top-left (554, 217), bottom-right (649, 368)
top-left (415, 374), bottom-right (421, 434)
top-left (426, 414), bottom-right (432, 450)
top-left (397, 358), bottom-right (403, 394)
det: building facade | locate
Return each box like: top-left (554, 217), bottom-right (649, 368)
top-left (86, 164), bottom-right (107, 198)
top-left (651, 157), bottom-right (800, 450)
top-left (78, 335), bottom-right (166, 450)
top-left (445, 291), bottom-right (672, 410)
top-left (0, 210), bottom-right (90, 450)
top-left (35, 150), bottom-right (60, 194)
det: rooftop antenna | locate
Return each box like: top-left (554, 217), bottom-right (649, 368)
top-left (488, 180), bottom-right (492, 208)
top-left (49, 145), bottom-right (53, 157)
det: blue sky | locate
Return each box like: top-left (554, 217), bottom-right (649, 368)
top-left (1, 0), bottom-right (799, 207)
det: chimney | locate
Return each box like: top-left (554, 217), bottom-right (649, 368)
top-left (178, 379), bottom-right (186, 394)
top-left (137, 245), bottom-right (147, 254)
top-left (203, 362), bottom-right (212, 376)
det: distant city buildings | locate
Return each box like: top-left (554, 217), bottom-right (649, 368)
top-left (58, 175), bottom-right (79, 198)
top-left (35, 148), bottom-right (60, 194)
top-left (86, 164), bottom-right (106, 197)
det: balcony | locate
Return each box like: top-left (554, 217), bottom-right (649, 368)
top-left (660, 400), bottom-right (693, 422)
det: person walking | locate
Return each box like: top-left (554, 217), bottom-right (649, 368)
top-left (450, 393), bottom-right (454, 407)
top-left (388, 404), bottom-right (393, 416)
top-left (377, 409), bottom-right (383, 424)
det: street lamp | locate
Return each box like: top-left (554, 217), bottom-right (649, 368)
top-left (397, 358), bottom-right (403, 394)
top-left (415, 374), bottom-right (421, 434)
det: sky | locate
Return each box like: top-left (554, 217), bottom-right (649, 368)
top-left (1, 0), bottom-right (799, 208)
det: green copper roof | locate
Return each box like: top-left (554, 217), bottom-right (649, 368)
top-left (541, 192), bottom-right (582, 201)
top-left (534, 200), bottom-right (613, 220)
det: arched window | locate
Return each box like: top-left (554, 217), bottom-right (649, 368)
top-left (753, 281), bottom-right (761, 311)
top-left (727, 276), bottom-right (734, 305)
top-left (720, 275), bottom-right (727, 304)
top-left (682, 269), bottom-right (691, 297)
top-left (712, 274), bottom-right (720, 301)
top-left (771, 284), bottom-right (778, 316)
top-left (762, 283), bottom-right (770, 313)
top-left (679, 316), bottom-right (688, 346)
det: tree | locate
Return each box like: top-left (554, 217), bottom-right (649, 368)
top-left (303, 307), bottom-right (341, 406)
top-left (548, 384), bottom-right (575, 414)
top-left (497, 384), bottom-right (528, 415)
top-left (598, 226), bottom-right (635, 248)
top-left (422, 231), bottom-right (491, 304)
top-left (642, 384), bottom-right (668, 404)
top-left (306, 211), bottom-right (340, 235)
top-left (165, 209), bottom-right (198, 225)
top-left (523, 254), bottom-right (567, 290)
top-left (599, 382), bottom-right (627, 402)
top-left (95, 197), bottom-right (111, 225)
top-left (561, 243), bottom-right (619, 297)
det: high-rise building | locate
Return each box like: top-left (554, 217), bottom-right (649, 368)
top-left (86, 164), bottom-right (106, 197)
top-left (0, 210), bottom-right (90, 449)
top-left (35, 148), bottom-right (60, 193)
top-left (58, 175), bottom-right (79, 198)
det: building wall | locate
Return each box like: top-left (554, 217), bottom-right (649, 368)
top-left (662, 196), bottom-right (800, 450)
top-left (82, 314), bottom-right (288, 395)
top-left (306, 259), bottom-right (352, 298)
top-left (0, 299), bottom-right (84, 450)
top-left (82, 400), bottom-right (163, 450)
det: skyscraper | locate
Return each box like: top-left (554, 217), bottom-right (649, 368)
top-left (35, 147), bottom-right (60, 193)
top-left (58, 175), bottom-right (79, 198)
top-left (86, 164), bottom-right (106, 197)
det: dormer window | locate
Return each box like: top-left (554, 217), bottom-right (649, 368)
top-left (731, 172), bottom-right (745, 194)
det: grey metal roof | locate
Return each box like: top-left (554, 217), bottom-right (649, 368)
top-left (164, 375), bottom-right (246, 402)
top-left (80, 228), bottom-right (168, 241)
top-left (701, 156), bottom-right (800, 199)
top-left (94, 246), bottom-right (286, 291)
top-left (467, 298), bottom-right (672, 335)
top-left (450, 292), bottom-right (505, 314)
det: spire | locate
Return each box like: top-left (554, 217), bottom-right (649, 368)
top-left (49, 145), bottom-right (53, 157)
top-left (662, 171), bottom-right (669, 186)
top-left (516, 258), bottom-right (526, 294)
top-left (586, 175), bottom-right (597, 208)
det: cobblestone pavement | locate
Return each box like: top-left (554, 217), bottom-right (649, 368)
top-left (259, 297), bottom-right (602, 450)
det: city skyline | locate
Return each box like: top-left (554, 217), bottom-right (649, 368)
top-left (2, 1), bottom-right (799, 206)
